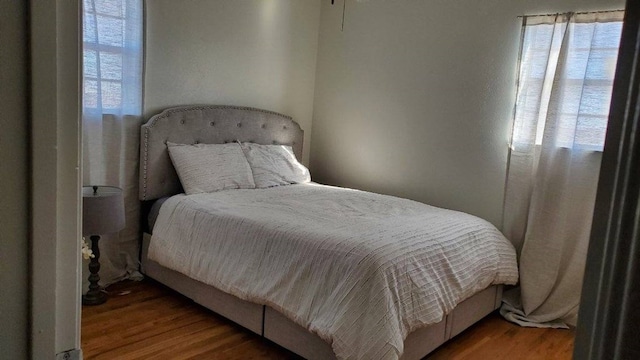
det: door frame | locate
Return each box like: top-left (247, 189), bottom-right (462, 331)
top-left (574, 0), bottom-right (640, 358)
top-left (30, 0), bottom-right (82, 357)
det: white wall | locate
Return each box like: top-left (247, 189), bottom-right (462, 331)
top-left (0, 0), bottom-right (29, 357)
top-left (311, 0), bottom-right (625, 227)
top-left (144, 0), bottom-right (321, 164)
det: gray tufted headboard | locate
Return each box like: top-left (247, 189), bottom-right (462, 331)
top-left (139, 105), bottom-right (304, 201)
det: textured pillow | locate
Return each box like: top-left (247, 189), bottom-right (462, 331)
top-left (240, 143), bottom-right (310, 188)
top-left (167, 142), bottom-right (255, 194)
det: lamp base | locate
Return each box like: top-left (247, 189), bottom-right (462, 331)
top-left (83, 234), bottom-right (107, 306)
top-left (82, 290), bottom-right (107, 305)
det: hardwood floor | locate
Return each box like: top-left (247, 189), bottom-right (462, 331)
top-left (82, 280), bottom-right (575, 359)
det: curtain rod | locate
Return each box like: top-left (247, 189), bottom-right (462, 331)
top-left (517, 9), bottom-right (624, 18)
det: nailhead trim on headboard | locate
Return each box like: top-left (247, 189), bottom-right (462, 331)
top-left (141, 126), bottom-right (150, 199)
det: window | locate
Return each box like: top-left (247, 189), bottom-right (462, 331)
top-left (512, 12), bottom-right (623, 152)
top-left (82, 0), bottom-right (142, 115)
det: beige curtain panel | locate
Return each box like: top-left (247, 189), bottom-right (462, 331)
top-left (501, 10), bottom-right (624, 328)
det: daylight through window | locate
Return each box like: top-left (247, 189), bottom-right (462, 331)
top-left (83, 0), bottom-right (142, 115)
top-left (512, 13), bottom-right (623, 151)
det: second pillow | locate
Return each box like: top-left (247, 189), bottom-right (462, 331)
top-left (241, 143), bottom-right (310, 188)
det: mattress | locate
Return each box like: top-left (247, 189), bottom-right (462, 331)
top-left (147, 196), bottom-right (170, 232)
top-left (149, 183), bottom-right (518, 360)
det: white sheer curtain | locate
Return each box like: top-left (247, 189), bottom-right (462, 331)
top-left (82, 0), bottom-right (144, 288)
top-left (500, 11), bottom-right (623, 328)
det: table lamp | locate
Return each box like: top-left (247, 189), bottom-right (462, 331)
top-left (82, 185), bottom-right (125, 305)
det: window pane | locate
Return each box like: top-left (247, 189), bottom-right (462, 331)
top-left (585, 49), bottom-right (621, 80)
top-left (99, 52), bottom-right (122, 80)
top-left (94, 0), bottom-right (124, 17)
top-left (592, 22), bottom-right (623, 48)
top-left (83, 12), bottom-right (97, 43)
top-left (101, 81), bottom-right (122, 109)
top-left (580, 85), bottom-right (615, 116)
top-left (575, 115), bottom-right (608, 149)
top-left (97, 15), bottom-right (124, 47)
top-left (84, 80), bottom-right (98, 108)
top-left (83, 50), bottom-right (97, 78)
top-left (565, 48), bottom-right (590, 79)
top-left (556, 82), bottom-right (587, 115)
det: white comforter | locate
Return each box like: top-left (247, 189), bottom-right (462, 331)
top-left (149, 183), bottom-right (518, 359)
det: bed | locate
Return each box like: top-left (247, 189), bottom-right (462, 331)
top-left (138, 105), bottom-right (518, 359)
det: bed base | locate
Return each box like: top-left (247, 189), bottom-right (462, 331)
top-left (141, 233), bottom-right (502, 359)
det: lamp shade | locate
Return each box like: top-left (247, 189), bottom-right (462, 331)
top-left (82, 186), bottom-right (125, 236)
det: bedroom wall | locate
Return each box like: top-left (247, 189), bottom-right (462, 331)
top-left (0, 0), bottom-right (29, 357)
top-left (310, 0), bottom-right (625, 227)
top-left (144, 0), bottom-right (321, 164)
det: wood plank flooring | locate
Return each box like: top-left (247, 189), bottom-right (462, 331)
top-left (82, 280), bottom-right (575, 359)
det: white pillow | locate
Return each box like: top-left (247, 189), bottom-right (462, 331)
top-left (167, 142), bottom-right (255, 194)
top-left (241, 143), bottom-right (311, 188)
